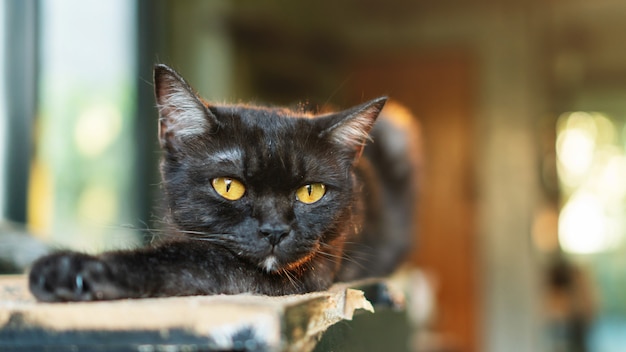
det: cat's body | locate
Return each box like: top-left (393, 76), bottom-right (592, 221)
top-left (28, 64), bottom-right (420, 302)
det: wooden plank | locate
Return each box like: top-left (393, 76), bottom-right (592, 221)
top-left (0, 275), bottom-right (381, 352)
top-left (0, 274), bottom-right (436, 351)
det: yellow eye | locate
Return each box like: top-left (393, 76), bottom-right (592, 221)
top-left (211, 177), bottom-right (246, 201)
top-left (296, 183), bottom-right (326, 204)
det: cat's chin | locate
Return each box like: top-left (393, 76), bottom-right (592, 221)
top-left (261, 256), bottom-right (279, 273)
top-left (259, 251), bottom-right (317, 274)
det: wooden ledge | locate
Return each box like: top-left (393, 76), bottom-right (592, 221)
top-left (0, 275), bottom-right (405, 352)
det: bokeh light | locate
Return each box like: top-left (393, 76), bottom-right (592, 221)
top-left (556, 111), bottom-right (626, 255)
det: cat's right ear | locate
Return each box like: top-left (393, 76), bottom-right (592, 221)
top-left (154, 64), bottom-right (217, 151)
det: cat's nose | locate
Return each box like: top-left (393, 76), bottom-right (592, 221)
top-left (259, 224), bottom-right (290, 246)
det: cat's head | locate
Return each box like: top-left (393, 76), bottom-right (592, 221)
top-left (153, 64), bottom-right (386, 274)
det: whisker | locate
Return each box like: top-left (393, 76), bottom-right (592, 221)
top-left (316, 250), bottom-right (344, 260)
top-left (317, 250), bottom-right (368, 271)
top-left (319, 242), bottom-right (376, 262)
top-left (178, 230), bottom-right (231, 237)
top-left (279, 268), bottom-right (301, 292)
top-left (185, 234), bottom-right (237, 244)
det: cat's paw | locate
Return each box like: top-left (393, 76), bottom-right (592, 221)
top-left (28, 251), bottom-right (124, 302)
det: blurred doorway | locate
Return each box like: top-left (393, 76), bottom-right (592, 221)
top-left (345, 50), bottom-right (478, 352)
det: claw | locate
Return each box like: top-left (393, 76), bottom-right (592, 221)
top-left (38, 274), bottom-right (46, 290)
top-left (75, 273), bottom-right (84, 294)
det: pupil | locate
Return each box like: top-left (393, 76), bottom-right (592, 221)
top-left (307, 185), bottom-right (312, 196)
top-left (225, 179), bottom-right (232, 192)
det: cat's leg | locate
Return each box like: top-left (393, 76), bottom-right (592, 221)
top-left (28, 243), bottom-right (211, 302)
top-left (28, 241), bottom-right (334, 302)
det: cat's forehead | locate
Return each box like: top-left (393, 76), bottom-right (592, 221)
top-left (212, 104), bottom-right (313, 128)
top-left (214, 104), bottom-right (303, 118)
top-left (208, 105), bottom-right (321, 153)
top-left (200, 106), bottom-right (338, 184)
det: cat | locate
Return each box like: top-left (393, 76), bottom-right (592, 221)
top-left (28, 64), bottom-right (420, 302)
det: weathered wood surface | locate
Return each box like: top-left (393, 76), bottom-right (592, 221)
top-left (0, 275), bottom-right (380, 351)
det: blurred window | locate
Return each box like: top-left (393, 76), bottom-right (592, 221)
top-left (0, 2), bottom-right (6, 218)
top-left (30, 0), bottom-right (140, 251)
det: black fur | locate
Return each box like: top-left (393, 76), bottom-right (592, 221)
top-left (28, 64), bottom-right (419, 302)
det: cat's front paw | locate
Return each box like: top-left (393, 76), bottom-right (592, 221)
top-left (28, 251), bottom-right (124, 302)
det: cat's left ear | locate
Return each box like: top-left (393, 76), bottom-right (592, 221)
top-left (319, 97), bottom-right (387, 159)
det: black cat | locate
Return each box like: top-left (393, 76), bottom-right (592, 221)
top-left (28, 64), bottom-right (419, 302)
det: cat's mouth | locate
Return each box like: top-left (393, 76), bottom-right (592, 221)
top-left (257, 236), bottom-right (320, 273)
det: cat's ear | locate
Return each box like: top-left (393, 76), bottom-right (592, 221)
top-left (153, 64), bottom-right (217, 150)
top-left (319, 97), bottom-right (387, 158)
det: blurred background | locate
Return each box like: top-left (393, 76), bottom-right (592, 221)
top-left (2, 0), bottom-right (626, 351)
